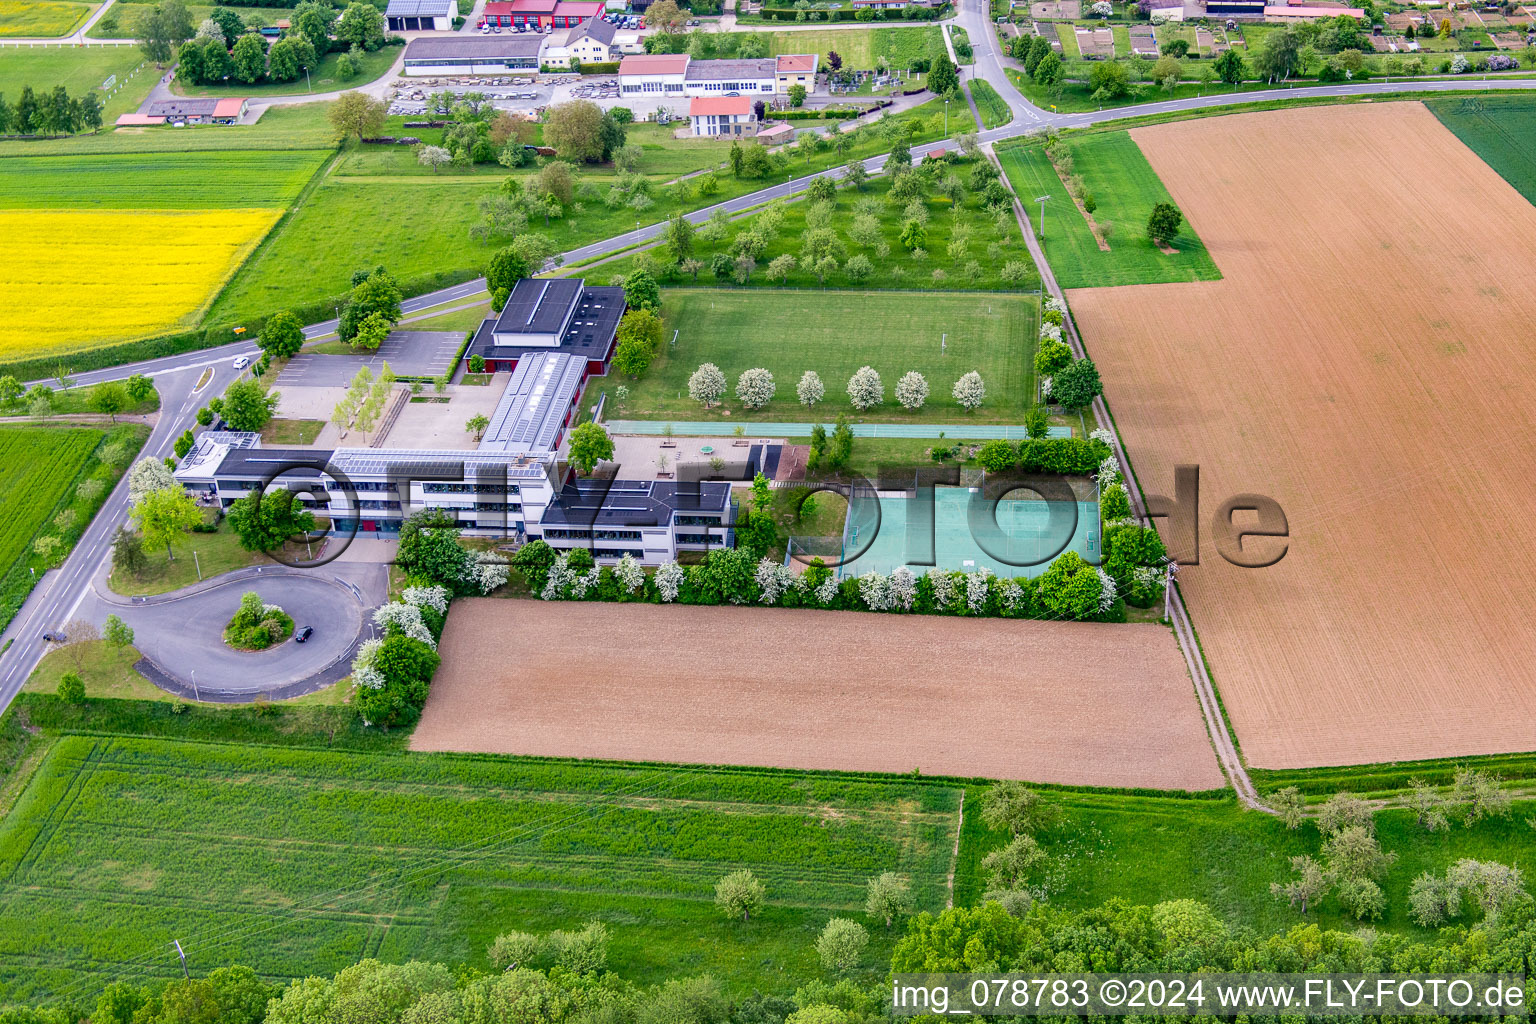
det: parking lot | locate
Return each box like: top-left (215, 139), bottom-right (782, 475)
top-left (277, 331), bottom-right (465, 386)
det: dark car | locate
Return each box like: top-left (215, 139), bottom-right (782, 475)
top-left (42, 631), bottom-right (65, 643)
top-left (295, 626), bottom-right (314, 643)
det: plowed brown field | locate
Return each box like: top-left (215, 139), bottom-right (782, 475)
top-left (1068, 103), bottom-right (1536, 768)
top-left (413, 599), bottom-right (1225, 790)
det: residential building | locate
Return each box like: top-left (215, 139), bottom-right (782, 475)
top-left (401, 35), bottom-right (542, 73)
top-left (775, 53), bottom-right (818, 91)
top-left (385, 0), bottom-right (456, 31)
top-left (540, 16), bottom-right (617, 66)
top-left (142, 98), bottom-right (247, 123)
top-left (481, 0), bottom-right (604, 29)
top-left (688, 96), bottom-right (758, 137)
top-left (1263, 4), bottom-right (1364, 18)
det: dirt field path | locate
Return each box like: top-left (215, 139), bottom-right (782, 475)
top-left (412, 600), bottom-right (1226, 792)
top-left (1068, 102), bottom-right (1536, 769)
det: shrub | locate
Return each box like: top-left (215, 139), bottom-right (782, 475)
top-left (57, 672), bottom-right (85, 704)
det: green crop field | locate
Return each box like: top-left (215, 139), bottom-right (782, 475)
top-left (996, 131), bottom-right (1221, 289)
top-left (1427, 95), bottom-right (1536, 206)
top-left (209, 99), bottom-right (972, 325)
top-left (620, 288), bottom-right (1037, 422)
top-left (968, 78), bottom-right (1012, 129)
top-left (601, 166), bottom-right (1039, 293)
top-left (0, 0), bottom-right (93, 36)
top-left (957, 788), bottom-right (1536, 937)
top-left (0, 150), bottom-right (331, 208)
top-left (0, 46), bottom-right (155, 121)
top-left (0, 737), bottom-right (961, 1002)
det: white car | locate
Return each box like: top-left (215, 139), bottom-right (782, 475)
top-left (233, 355), bottom-right (251, 370)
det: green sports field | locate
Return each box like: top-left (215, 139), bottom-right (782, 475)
top-left (0, 150), bottom-right (331, 208)
top-left (0, 736), bottom-right (961, 1002)
top-left (996, 131), bottom-right (1221, 289)
top-left (620, 289), bottom-right (1037, 422)
top-left (0, 46), bottom-right (154, 122)
top-left (1427, 95), bottom-right (1536, 207)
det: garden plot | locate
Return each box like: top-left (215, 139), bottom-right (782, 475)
top-left (1066, 102), bottom-right (1536, 769)
top-left (1076, 26), bottom-right (1114, 57)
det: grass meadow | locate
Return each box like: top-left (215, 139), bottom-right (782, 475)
top-left (207, 99), bottom-right (974, 325)
top-left (619, 289), bottom-right (1038, 423)
top-left (744, 26), bottom-right (944, 69)
top-left (995, 131), bottom-right (1221, 289)
top-left (0, 45), bottom-right (154, 121)
top-left (0, 103), bottom-right (340, 158)
top-left (968, 78), bottom-right (1013, 129)
top-left (0, 736), bottom-right (961, 1002)
top-left (0, 0), bottom-right (93, 36)
top-left (0, 423), bottom-right (147, 631)
top-left (173, 43), bottom-right (400, 97)
top-left (1427, 95), bottom-right (1536, 205)
top-left (599, 166), bottom-right (1040, 293)
top-left (0, 149), bottom-right (330, 208)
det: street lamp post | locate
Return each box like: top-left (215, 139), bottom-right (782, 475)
top-left (1034, 194), bottom-right (1050, 238)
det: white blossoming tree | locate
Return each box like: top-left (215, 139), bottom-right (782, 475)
top-left (796, 370), bottom-right (825, 411)
top-left (1040, 376), bottom-right (1053, 400)
top-left (615, 554), bottom-right (646, 595)
top-left (373, 602), bottom-right (436, 648)
top-left (655, 561), bottom-right (685, 602)
top-left (847, 366), bottom-right (884, 410)
top-left (858, 572), bottom-right (891, 611)
top-left (890, 566), bottom-right (917, 610)
top-left (1096, 567), bottom-right (1118, 613)
top-left (735, 368), bottom-right (776, 410)
top-left (541, 552), bottom-right (577, 600)
top-left (402, 584), bottom-right (449, 614)
top-left (1038, 322), bottom-right (1063, 344)
top-left (965, 568), bottom-right (993, 613)
top-left (351, 638), bottom-right (385, 690)
top-left (688, 362), bottom-right (727, 408)
top-left (469, 552), bottom-right (510, 595)
top-left (813, 573), bottom-right (839, 606)
top-left (895, 371), bottom-right (929, 411)
top-left (1001, 579), bottom-right (1026, 613)
top-left (927, 568), bottom-right (959, 611)
top-left (952, 371), bottom-right (986, 412)
top-left (1097, 455), bottom-right (1121, 488)
top-left (568, 565), bottom-right (602, 599)
top-left (755, 558), bottom-right (799, 605)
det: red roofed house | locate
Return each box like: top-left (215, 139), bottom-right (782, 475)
top-left (689, 95), bottom-right (757, 138)
top-left (618, 53), bottom-right (690, 95)
top-left (775, 53), bottom-right (818, 91)
top-left (481, 0), bottom-right (602, 28)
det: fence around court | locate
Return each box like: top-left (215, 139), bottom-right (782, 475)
top-left (603, 420), bottom-right (1073, 440)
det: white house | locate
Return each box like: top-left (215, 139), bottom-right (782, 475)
top-left (688, 95), bottom-right (757, 137)
top-left (540, 15), bottom-right (618, 67)
top-left (617, 53), bottom-right (690, 96)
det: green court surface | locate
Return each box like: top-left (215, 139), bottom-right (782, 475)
top-left (821, 490), bottom-right (1100, 578)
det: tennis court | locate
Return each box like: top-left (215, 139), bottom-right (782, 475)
top-left (823, 488), bottom-right (1099, 578)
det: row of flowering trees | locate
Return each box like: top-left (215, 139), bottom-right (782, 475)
top-left (687, 364), bottom-right (988, 413)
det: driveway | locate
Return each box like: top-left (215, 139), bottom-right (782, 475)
top-left (89, 564), bottom-right (386, 700)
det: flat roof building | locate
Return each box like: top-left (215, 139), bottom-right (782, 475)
top-left (402, 35), bottom-right (543, 73)
top-left (385, 0), bottom-right (456, 30)
top-left (480, 351), bottom-right (587, 455)
top-left (684, 57), bottom-right (777, 94)
top-left (142, 98), bottom-right (247, 123)
top-left (466, 278), bottom-right (625, 375)
top-left (482, 0), bottom-right (602, 27)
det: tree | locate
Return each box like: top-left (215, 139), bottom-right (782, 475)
top-left (1088, 60), bottom-right (1131, 98)
top-left (623, 269), bottom-right (661, 311)
top-left (328, 91), bottom-right (386, 141)
top-left (1147, 201), bottom-right (1182, 245)
top-left (351, 311), bottom-right (392, 352)
top-left (259, 310), bottom-right (305, 360)
top-left (136, 0), bottom-right (194, 63)
top-left (829, 414), bottom-right (853, 468)
top-left (231, 33), bottom-right (267, 83)
top-left (57, 672), bottom-right (86, 704)
top-left (735, 368), bottom-right (775, 410)
top-left (339, 267), bottom-right (402, 342)
top-left (133, 485), bottom-right (202, 560)
top-left (952, 370), bottom-right (985, 412)
top-left (1268, 786), bottom-right (1307, 829)
top-left (765, 254), bottom-right (797, 284)
top-left (465, 413), bottom-right (489, 441)
top-left (544, 99), bottom-right (611, 163)
top-left (417, 145), bottom-right (451, 172)
top-left (894, 371), bottom-right (928, 411)
top-left (1151, 54), bottom-right (1182, 90)
top-left (886, 136), bottom-right (911, 171)
top-left (293, 0), bottom-right (335, 54)
top-left (846, 366), bottom-right (883, 411)
top-left (714, 869), bottom-right (765, 922)
top-left (644, 0), bottom-right (686, 30)
top-left (1036, 551), bottom-right (1104, 619)
top-left (129, 456), bottom-right (177, 506)
top-left (613, 307), bottom-right (664, 378)
top-left (865, 872), bottom-right (913, 928)
top-left (1252, 26), bottom-right (1301, 81)
top-left (928, 53), bottom-right (959, 95)
top-left (227, 488), bottom-right (317, 552)
top-left (112, 526), bottom-right (147, 577)
top-left (665, 213), bottom-right (694, 263)
top-left (88, 381), bottom-right (129, 422)
top-left (796, 371), bottom-right (825, 411)
top-left (567, 422), bottom-right (614, 476)
top-left (336, 1), bottom-right (384, 50)
top-left (1032, 50), bottom-right (1063, 85)
top-left (1271, 855), bottom-right (1328, 914)
top-left (1212, 47), bottom-right (1246, 85)
top-left (487, 244), bottom-right (537, 294)
top-left (103, 614), bottom-right (135, 650)
top-left (221, 378), bottom-right (278, 431)
top-left (688, 363), bottom-right (727, 407)
top-left (1052, 358), bottom-right (1102, 410)
top-left (982, 834), bottom-right (1046, 890)
top-left (981, 780), bottom-right (1063, 837)
top-left (1452, 767), bottom-right (1512, 825)
top-left (0, 375), bottom-right (21, 405)
top-left (815, 918), bottom-right (868, 974)
top-left (842, 158), bottom-right (868, 191)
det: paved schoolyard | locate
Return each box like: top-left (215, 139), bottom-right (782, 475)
top-left (277, 331), bottom-right (464, 386)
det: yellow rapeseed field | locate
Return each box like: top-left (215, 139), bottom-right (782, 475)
top-left (0, 209), bottom-right (280, 362)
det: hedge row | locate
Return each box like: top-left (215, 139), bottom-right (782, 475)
top-left (750, 4), bottom-right (947, 21)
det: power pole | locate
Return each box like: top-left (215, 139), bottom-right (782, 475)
top-left (172, 939), bottom-right (190, 980)
top-left (1034, 194), bottom-right (1050, 238)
